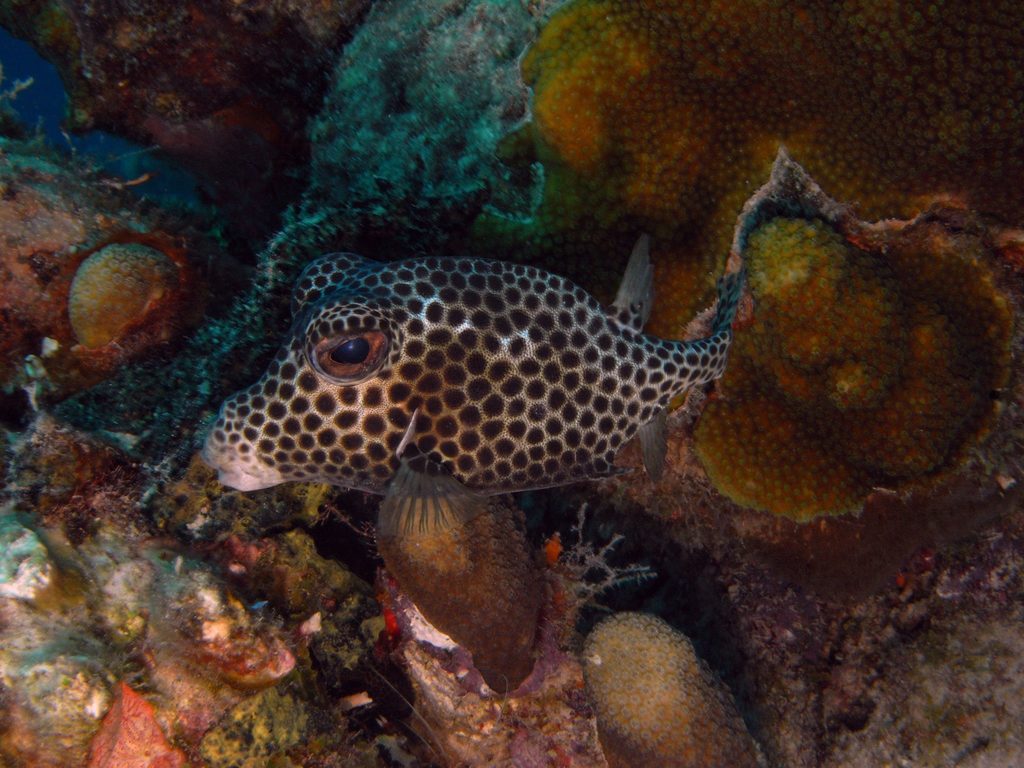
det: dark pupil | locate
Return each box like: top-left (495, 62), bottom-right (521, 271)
top-left (330, 337), bottom-right (370, 365)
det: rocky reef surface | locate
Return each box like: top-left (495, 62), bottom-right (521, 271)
top-left (1, 1), bottom-right (1023, 766)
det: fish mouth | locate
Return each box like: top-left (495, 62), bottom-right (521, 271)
top-left (201, 435), bottom-right (285, 492)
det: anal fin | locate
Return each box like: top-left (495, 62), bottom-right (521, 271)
top-left (609, 234), bottom-right (654, 332)
top-left (378, 447), bottom-right (487, 539)
top-left (638, 410), bottom-right (668, 483)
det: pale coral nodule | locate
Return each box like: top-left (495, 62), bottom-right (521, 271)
top-left (583, 612), bottom-right (761, 768)
top-left (68, 243), bottom-right (180, 349)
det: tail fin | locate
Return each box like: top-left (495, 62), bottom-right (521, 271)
top-left (712, 269), bottom-right (745, 336)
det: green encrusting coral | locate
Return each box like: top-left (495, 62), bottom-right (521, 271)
top-left (695, 216), bottom-right (1013, 521)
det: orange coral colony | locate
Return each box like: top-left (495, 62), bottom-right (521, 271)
top-left (695, 209), bottom-right (1013, 521)
top-left (476, 0), bottom-right (1024, 336)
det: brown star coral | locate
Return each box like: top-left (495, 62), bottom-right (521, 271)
top-left (694, 157), bottom-right (1014, 521)
top-left (475, 0), bottom-right (1024, 336)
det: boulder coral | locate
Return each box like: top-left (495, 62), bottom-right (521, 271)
top-left (583, 612), bottom-right (761, 768)
top-left (694, 156), bottom-right (1014, 521)
top-left (68, 243), bottom-right (182, 349)
top-left (475, 0), bottom-right (1024, 336)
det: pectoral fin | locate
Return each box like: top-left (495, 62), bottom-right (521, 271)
top-left (377, 446), bottom-right (488, 539)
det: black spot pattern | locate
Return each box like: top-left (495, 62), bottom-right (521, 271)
top-left (205, 251), bottom-right (740, 496)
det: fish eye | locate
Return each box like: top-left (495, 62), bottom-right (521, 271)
top-left (330, 337), bottom-right (370, 365)
top-left (313, 330), bottom-right (388, 383)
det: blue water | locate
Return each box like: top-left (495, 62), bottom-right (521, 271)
top-left (1, 29), bottom-right (200, 204)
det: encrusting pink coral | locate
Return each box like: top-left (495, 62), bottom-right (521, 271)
top-left (88, 683), bottom-right (187, 768)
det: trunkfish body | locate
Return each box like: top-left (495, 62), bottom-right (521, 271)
top-left (203, 237), bottom-right (743, 534)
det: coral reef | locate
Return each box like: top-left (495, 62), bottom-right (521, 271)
top-left (199, 687), bottom-right (307, 768)
top-left (0, 0), bottom-right (371, 237)
top-left (9, 413), bottom-right (144, 541)
top-left (377, 499), bottom-right (543, 693)
top-left (727, 506), bottom-right (1024, 766)
top-left (0, 138), bottom-right (211, 407)
top-left (475, 0), bottom-right (1024, 336)
top-left (694, 155), bottom-right (1014, 520)
top-left (31, 0), bottom-right (549, 468)
top-left (583, 612), bottom-right (760, 768)
top-left (1, 412), bottom-right (396, 767)
top-left (2, 1), bottom-right (1023, 766)
top-left (214, 526), bottom-right (380, 696)
top-left (379, 549), bottom-right (608, 767)
top-left (0, 510), bottom-right (296, 765)
top-left (570, 480), bottom-right (1024, 767)
top-left (391, 640), bottom-right (606, 767)
top-left (154, 455), bottom-right (332, 542)
top-left (302, 0), bottom-right (555, 258)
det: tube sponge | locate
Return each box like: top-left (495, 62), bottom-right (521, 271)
top-left (583, 612), bottom-right (761, 768)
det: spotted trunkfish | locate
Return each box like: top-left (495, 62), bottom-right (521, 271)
top-left (202, 237), bottom-right (743, 535)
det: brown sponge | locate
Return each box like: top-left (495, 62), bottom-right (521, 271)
top-left (377, 499), bottom-right (543, 692)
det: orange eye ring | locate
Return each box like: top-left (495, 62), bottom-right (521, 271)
top-left (313, 330), bottom-right (389, 383)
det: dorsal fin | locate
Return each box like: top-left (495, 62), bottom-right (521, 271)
top-left (291, 252), bottom-right (384, 314)
top-left (609, 234), bottom-right (654, 332)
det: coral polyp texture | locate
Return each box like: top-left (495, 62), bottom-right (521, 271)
top-left (475, 0), bottom-right (1024, 336)
top-left (583, 612), bottom-right (761, 768)
top-left (694, 177), bottom-right (1014, 520)
top-left (68, 243), bottom-right (181, 349)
